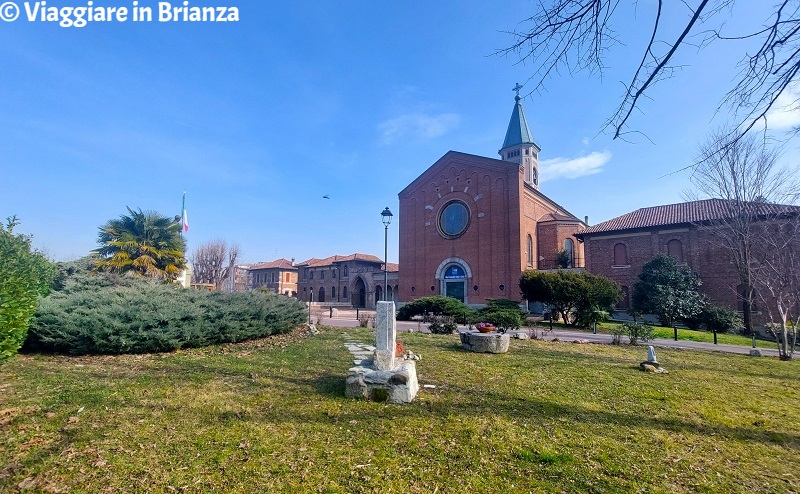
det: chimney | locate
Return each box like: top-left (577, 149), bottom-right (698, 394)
top-left (290, 258), bottom-right (295, 265)
top-left (584, 215), bottom-right (589, 226)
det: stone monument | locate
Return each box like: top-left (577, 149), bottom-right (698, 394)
top-left (345, 301), bottom-right (419, 404)
top-left (640, 345), bottom-right (668, 373)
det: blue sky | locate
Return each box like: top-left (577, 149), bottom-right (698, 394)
top-left (2, 1), bottom-right (798, 264)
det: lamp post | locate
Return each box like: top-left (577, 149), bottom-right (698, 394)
top-left (381, 207), bottom-right (393, 301)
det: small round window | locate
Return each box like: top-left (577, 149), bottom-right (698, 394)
top-left (438, 200), bottom-right (470, 239)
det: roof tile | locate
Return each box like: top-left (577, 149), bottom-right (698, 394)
top-left (578, 199), bottom-right (800, 236)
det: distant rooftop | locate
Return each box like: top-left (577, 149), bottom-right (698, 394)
top-left (577, 198), bottom-right (800, 236)
top-left (249, 258), bottom-right (295, 270)
top-left (295, 253), bottom-right (385, 268)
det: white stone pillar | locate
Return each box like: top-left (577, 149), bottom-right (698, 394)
top-left (374, 301), bottom-right (396, 370)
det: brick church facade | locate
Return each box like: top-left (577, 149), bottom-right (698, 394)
top-left (398, 89), bottom-right (586, 306)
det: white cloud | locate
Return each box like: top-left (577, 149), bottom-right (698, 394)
top-left (378, 113), bottom-right (460, 144)
top-left (581, 137), bottom-right (590, 146)
top-left (765, 83), bottom-right (800, 130)
top-left (539, 151), bottom-right (612, 182)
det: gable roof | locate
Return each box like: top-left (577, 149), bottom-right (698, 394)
top-left (295, 253), bottom-right (384, 268)
top-left (250, 258), bottom-right (296, 270)
top-left (399, 150), bottom-right (521, 197)
top-left (577, 198), bottom-right (800, 237)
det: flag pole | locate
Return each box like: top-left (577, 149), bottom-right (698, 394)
top-left (181, 191), bottom-right (186, 237)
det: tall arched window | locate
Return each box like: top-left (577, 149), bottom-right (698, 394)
top-left (667, 239), bottom-right (683, 262)
top-left (526, 235), bottom-right (533, 267)
top-left (342, 286), bottom-right (348, 299)
top-left (331, 286), bottom-right (336, 299)
top-left (343, 265), bottom-right (348, 277)
top-left (564, 238), bottom-right (574, 267)
top-left (613, 243), bottom-right (628, 266)
top-left (318, 287), bottom-right (325, 303)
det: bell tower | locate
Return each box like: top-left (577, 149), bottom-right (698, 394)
top-left (499, 83), bottom-right (541, 189)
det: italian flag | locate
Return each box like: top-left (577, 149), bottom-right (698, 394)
top-left (182, 191), bottom-right (189, 232)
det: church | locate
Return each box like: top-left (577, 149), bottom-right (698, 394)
top-left (398, 88), bottom-right (586, 306)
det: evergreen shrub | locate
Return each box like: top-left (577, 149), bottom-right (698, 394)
top-left (25, 271), bottom-right (306, 355)
top-left (397, 296), bottom-right (471, 322)
top-left (475, 299), bottom-right (526, 331)
top-left (682, 305), bottom-right (743, 334)
top-left (0, 219), bottom-right (57, 364)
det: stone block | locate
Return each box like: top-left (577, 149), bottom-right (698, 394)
top-left (344, 359), bottom-right (418, 404)
top-left (460, 331), bottom-right (510, 353)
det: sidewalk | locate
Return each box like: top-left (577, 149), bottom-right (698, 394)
top-left (316, 313), bottom-right (780, 358)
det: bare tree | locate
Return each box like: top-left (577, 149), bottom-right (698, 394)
top-left (688, 128), bottom-right (798, 333)
top-left (190, 240), bottom-right (240, 291)
top-left (498, 1), bottom-right (800, 144)
top-left (751, 219), bottom-right (800, 360)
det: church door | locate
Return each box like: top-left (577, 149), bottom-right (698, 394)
top-left (353, 277), bottom-right (367, 308)
top-left (442, 264), bottom-right (467, 303)
top-left (445, 281), bottom-right (465, 302)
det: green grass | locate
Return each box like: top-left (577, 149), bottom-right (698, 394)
top-left (2, 327), bottom-right (799, 493)
top-left (534, 320), bottom-right (758, 346)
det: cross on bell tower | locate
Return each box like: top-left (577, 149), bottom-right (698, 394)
top-left (499, 83), bottom-right (541, 189)
top-left (513, 82), bottom-right (523, 99)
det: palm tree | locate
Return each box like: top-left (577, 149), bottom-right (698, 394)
top-left (95, 207), bottom-right (186, 281)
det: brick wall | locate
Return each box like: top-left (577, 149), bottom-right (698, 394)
top-left (584, 226), bottom-right (751, 318)
top-left (399, 151), bottom-right (585, 306)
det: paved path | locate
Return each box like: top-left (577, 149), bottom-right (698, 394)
top-left (317, 313), bottom-right (780, 358)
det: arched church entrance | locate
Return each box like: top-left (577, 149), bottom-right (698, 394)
top-left (352, 277), bottom-right (367, 308)
top-left (435, 257), bottom-right (472, 304)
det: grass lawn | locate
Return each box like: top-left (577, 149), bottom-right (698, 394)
top-left (534, 320), bottom-right (758, 347)
top-left (2, 327), bottom-right (799, 493)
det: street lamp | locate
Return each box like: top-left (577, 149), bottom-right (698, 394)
top-left (381, 207), bottom-right (393, 301)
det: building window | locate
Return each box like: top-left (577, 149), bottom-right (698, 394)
top-left (285, 272), bottom-right (290, 282)
top-left (332, 269), bottom-right (336, 278)
top-left (564, 238), bottom-right (574, 267)
top-left (331, 286), bottom-right (336, 299)
top-left (613, 243), bottom-right (628, 266)
top-left (526, 235), bottom-right (533, 267)
top-left (532, 168), bottom-right (538, 186)
top-left (310, 271), bottom-right (314, 279)
top-left (343, 265), bottom-right (348, 277)
top-left (437, 200), bottom-right (471, 239)
top-left (343, 286), bottom-right (348, 299)
top-left (667, 239), bottom-right (683, 263)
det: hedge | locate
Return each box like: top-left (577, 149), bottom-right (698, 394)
top-left (24, 273), bottom-right (306, 355)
